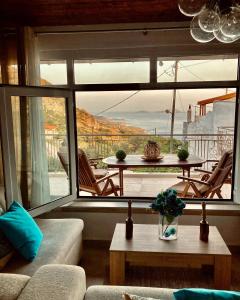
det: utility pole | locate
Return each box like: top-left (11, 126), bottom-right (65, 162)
top-left (170, 60), bottom-right (179, 153)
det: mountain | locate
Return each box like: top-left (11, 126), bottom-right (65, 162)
top-left (42, 97), bottom-right (145, 135)
top-left (75, 108), bottom-right (145, 135)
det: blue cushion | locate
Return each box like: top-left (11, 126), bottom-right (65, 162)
top-left (174, 289), bottom-right (240, 300)
top-left (0, 201), bottom-right (43, 261)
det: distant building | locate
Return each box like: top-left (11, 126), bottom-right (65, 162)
top-left (45, 123), bottom-right (57, 135)
top-left (183, 93), bottom-right (235, 159)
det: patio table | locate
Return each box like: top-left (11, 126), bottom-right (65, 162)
top-left (102, 154), bottom-right (205, 196)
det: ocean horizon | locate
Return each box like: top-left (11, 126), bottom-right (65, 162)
top-left (99, 111), bottom-right (187, 135)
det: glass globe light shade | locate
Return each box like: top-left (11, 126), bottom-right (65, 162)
top-left (220, 6), bottom-right (240, 38)
top-left (214, 29), bottom-right (239, 43)
top-left (190, 16), bottom-right (215, 43)
top-left (178, 0), bottom-right (206, 17)
top-left (198, 8), bottom-right (220, 32)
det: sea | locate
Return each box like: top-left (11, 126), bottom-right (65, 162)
top-left (102, 111), bottom-right (187, 135)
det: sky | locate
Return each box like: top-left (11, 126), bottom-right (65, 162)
top-left (40, 58), bottom-right (238, 114)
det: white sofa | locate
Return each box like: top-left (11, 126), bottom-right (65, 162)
top-left (2, 218), bottom-right (84, 276)
top-left (0, 264), bottom-right (175, 300)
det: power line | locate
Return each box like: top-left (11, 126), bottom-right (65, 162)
top-left (95, 60), bottom-right (215, 116)
top-left (96, 91), bottom-right (140, 115)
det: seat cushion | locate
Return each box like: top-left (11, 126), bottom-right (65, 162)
top-left (171, 181), bottom-right (209, 197)
top-left (18, 265), bottom-right (86, 300)
top-left (3, 218), bottom-right (84, 276)
top-left (85, 286), bottom-right (175, 300)
top-left (0, 273), bottom-right (30, 300)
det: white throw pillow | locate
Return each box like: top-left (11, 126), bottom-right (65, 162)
top-left (123, 293), bottom-right (161, 300)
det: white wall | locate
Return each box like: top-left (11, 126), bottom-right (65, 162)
top-left (187, 101), bottom-right (235, 135)
top-left (43, 210), bottom-right (240, 246)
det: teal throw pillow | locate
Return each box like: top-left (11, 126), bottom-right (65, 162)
top-left (0, 201), bottom-right (43, 261)
top-left (174, 288), bottom-right (240, 300)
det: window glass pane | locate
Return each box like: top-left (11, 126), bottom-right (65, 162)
top-left (76, 88), bottom-right (235, 199)
top-left (11, 96), bottom-right (70, 210)
top-left (0, 130), bottom-right (6, 209)
top-left (40, 61), bottom-right (67, 85)
top-left (74, 59), bottom-right (150, 84)
top-left (157, 55), bottom-right (238, 82)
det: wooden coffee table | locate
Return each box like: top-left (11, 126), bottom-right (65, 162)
top-left (110, 224), bottom-right (231, 289)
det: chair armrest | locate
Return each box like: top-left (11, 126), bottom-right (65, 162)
top-left (0, 273), bottom-right (30, 300)
top-left (205, 159), bottom-right (219, 163)
top-left (194, 168), bottom-right (212, 174)
top-left (18, 264), bottom-right (86, 300)
top-left (177, 176), bottom-right (210, 185)
top-left (97, 172), bottom-right (119, 183)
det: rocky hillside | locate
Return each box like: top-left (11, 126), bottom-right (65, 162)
top-left (42, 97), bottom-right (145, 135)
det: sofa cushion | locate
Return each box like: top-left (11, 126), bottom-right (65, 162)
top-left (174, 288), bottom-right (240, 300)
top-left (0, 201), bottom-right (43, 261)
top-left (0, 273), bottom-right (30, 300)
top-left (18, 264), bottom-right (86, 300)
top-left (85, 286), bottom-right (175, 300)
top-left (3, 218), bottom-right (84, 276)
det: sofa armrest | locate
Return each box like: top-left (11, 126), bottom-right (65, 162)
top-left (0, 273), bottom-right (30, 300)
top-left (18, 264), bottom-right (86, 300)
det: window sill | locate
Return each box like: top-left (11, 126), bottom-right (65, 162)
top-left (58, 200), bottom-right (240, 216)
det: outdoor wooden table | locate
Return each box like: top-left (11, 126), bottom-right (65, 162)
top-left (102, 154), bottom-right (205, 196)
top-left (110, 224), bottom-right (232, 289)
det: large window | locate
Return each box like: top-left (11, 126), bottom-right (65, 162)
top-left (74, 59), bottom-right (150, 84)
top-left (75, 88), bottom-right (236, 199)
top-left (157, 56), bottom-right (238, 82)
top-left (38, 53), bottom-right (239, 202)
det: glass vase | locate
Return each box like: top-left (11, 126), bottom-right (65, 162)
top-left (159, 214), bottom-right (178, 240)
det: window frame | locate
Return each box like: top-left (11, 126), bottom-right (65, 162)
top-left (39, 53), bottom-right (240, 204)
top-left (0, 85), bottom-right (77, 216)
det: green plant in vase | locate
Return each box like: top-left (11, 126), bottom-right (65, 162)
top-left (150, 189), bottom-right (185, 240)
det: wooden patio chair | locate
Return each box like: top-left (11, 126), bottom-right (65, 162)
top-left (170, 150), bottom-right (233, 199)
top-left (78, 149), bottom-right (120, 196)
top-left (194, 156), bottom-right (232, 184)
top-left (57, 149), bottom-right (108, 179)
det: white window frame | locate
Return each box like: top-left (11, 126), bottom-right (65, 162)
top-left (0, 85), bottom-right (77, 216)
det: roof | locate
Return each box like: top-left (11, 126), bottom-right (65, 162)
top-left (45, 124), bottom-right (57, 130)
top-left (197, 92), bottom-right (236, 106)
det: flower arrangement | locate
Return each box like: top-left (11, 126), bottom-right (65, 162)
top-left (150, 189), bottom-right (186, 240)
top-left (151, 189), bottom-right (186, 218)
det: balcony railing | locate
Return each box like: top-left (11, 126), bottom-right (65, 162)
top-left (45, 133), bottom-right (234, 173)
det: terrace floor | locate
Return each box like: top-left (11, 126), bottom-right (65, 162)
top-left (50, 171), bottom-right (231, 199)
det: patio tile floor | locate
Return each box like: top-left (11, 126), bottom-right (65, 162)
top-left (49, 171), bottom-right (231, 199)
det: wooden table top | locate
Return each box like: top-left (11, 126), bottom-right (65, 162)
top-left (103, 154), bottom-right (205, 168)
top-left (110, 224), bottom-right (231, 256)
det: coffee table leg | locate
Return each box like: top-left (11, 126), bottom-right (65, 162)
top-left (214, 255), bottom-right (231, 290)
top-left (110, 251), bottom-right (125, 285)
